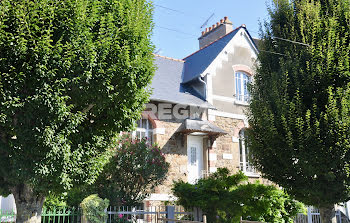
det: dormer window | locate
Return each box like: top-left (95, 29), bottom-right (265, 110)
top-left (235, 71), bottom-right (251, 102)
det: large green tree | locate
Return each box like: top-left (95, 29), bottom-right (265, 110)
top-left (248, 0), bottom-right (350, 222)
top-left (0, 0), bottom-right (154, 222)
top-left (248, 0), bottom-right (350, 223)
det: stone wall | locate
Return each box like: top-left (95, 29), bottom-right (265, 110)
top-left (210, 116), bottom-right (242, 173)
top-left (211, 116), bottom-right (270, 184)
top-left (147, 113), bottom-right (271, 204)
top-left (153, 119), bottom-right (187, 195)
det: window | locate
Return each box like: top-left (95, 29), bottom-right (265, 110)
top-left (190, 147), bottom-right (197, 165)
top-left (133, 118), bottom-right (153, 144)
top-left (239, 129), bottom-right (256, 174)
top-left (235, 71), bottom-right (251, 102)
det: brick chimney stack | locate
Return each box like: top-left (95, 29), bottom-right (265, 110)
top-left (198, 16), bottom-right (233, 49)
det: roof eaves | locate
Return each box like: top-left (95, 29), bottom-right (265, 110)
top-left (149, 98), bottom-right (216, 109)
top-left (153, 53), bottom-right (185, 62)
top-left (241, 27), bottom-right (259, 54)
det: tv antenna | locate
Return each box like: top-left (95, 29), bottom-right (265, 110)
top-left (200, 13), bottom-right (215, 29)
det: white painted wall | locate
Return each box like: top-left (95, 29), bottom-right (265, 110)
top-left (1, 195), bottom-right (16, 212)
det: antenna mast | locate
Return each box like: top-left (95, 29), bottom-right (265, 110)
top-left (200, 13), bottom-right (215, 29)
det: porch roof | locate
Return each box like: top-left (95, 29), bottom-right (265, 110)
top-left (177, 119), bottom-right (227, 136)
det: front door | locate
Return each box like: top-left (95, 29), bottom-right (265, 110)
top-left (187, 135), bottom-right (203, 184)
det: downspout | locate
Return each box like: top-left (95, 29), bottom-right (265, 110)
top-left (197, 76), bottom-right (207, 99)
top-left (199, 75), bottom-right (209, 175)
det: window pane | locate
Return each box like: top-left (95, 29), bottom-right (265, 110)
top-left (137, 119), bottom-right (141, 128)
top-left (239, 139), bottom-right (243, 163)
top-left (191, 147), bottom-right (196, 165)
top-left (136, 131), bottom-right (141, 140)
top-left (142, 119), bottom-right (147, 128)
top-left (235, 72), bottom-right (242, 100)
top-left (243, 74), bottom-right (250, 102)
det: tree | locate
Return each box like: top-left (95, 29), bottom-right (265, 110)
top-left (0, 0), bottom-right (155, 222)
top-left (172, 168), bottom-right (304, 223)
top-left (247, 0), bottom-right (350, 222)
top-left (61, 136), bottom-right (169, 207)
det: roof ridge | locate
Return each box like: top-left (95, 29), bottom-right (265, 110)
top-left (183, 26), bottom-right (243, 60)
top-left (153, 53), bottom-right (184, 62)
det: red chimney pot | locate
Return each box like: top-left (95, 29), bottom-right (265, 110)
top-left (224, 16), bottom-right (228, 21)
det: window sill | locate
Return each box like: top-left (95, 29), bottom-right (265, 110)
top-left (234, 100), bottom-right (249, 106)
top-left (244, 172), bottom-right (260, 178)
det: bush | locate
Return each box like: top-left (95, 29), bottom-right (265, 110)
top-left (95, 135), bottom-right (169, 206)
top-left (172, 168), bottom-right (305, 223)
top-left (81, 194), bottom-right (109, 223)
top-left (43, 192), bottom-right (67, 210)
top-left (61, 135), bottom-right (169, 207)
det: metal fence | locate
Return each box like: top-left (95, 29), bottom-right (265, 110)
top-left (106, 206), bottom-right (198, 223)
top-left (0, 206), bottom-right (197, 223)
top-left (41, 207), bottom-right (81, 223)
top-left (0, 210), bottom-right (16, 223)
top-left (294, 207), bottom-right (344, 223)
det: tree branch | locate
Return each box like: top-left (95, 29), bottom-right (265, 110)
top-left (82, 104), bottom-right (95, 114)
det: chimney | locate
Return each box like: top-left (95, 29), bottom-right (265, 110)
top-left (198, 16), bottom-right (233, 49)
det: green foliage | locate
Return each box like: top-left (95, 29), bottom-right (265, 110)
top-left (248, 0), bottom-right (350, 209)
top-left (94, 135), bottom-right (170, 206)
top-left (172, 168), bottom-right (304, 223)
top-left (43, 192), bottom-right (68, 210)
top-left (62, 135), bottom-right (169, 207)
top-left (0, 0), bottom-right (154, 201)
top-left (81, 194), bottom-right (109, 223)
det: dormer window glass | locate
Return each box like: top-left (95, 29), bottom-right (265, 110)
top-left (235, 71), bottom-right (250, 102)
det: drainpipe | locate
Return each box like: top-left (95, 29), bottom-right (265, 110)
top-left (207, 137), bottom-right (212, 176)
top-left (197, 76), bottom-right (207, 99)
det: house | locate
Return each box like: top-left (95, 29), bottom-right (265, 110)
top-left (1, 16), bottom-right (260, 211)
top-left (141, 16), bottom-right (271, 204)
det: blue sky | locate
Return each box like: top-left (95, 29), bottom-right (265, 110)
top-left (151, 0), bottom-right (272, 59)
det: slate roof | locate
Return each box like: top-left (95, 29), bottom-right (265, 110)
top-left (182, 26), bottom-right (242, 83)
top-left (150, 55), bottom-right (214, 108)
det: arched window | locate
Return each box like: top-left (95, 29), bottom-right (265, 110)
top-left (133, 118), bottom-right (153, 144)
top-left (235, 71), bottom-right (251, 102)
top-left (239, 129), bottom-right (256, 174)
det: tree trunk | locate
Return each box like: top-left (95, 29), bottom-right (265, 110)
top-left (11, 184), bottom-right (45, 223)
top-left (319, 205), bottom-right (337, 223)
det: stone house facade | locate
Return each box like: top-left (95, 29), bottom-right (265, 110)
top-left (140, 17), bottom-right (271, 203)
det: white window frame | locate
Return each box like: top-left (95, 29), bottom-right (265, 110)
top-left (235, 71), bottom-right (251, 104)
top-left (133, 118), bottom-right (153, 143)
top-left (239, 129), bottom-right (259, 177)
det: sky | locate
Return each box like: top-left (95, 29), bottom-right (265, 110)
top-left (151, 0), bottom-right (272, 59)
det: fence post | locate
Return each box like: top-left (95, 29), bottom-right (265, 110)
top-left (166, 205), bottom-right (175, 223)
top-left (203, 215), bottom-right (207, 223)
top-left (307, 207), bottom-right (312, 223)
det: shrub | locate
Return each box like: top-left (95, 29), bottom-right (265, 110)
top-left (62, 135), bottom-right (170, 207)
top-left (172, 168), bottom-right (305, 223)
top-left (95, 134), bottom-right (170, 206)
top-left (81, 194), bottom-right (109, 223)
top-left (43, 192), bottom-right (67, 210)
